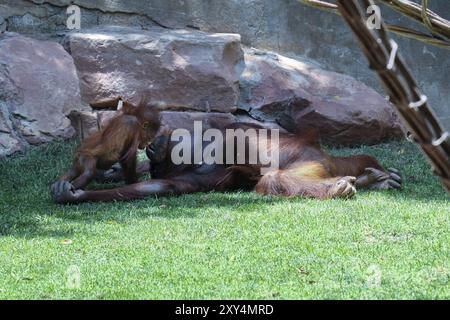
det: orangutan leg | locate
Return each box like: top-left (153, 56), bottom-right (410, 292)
top-left (58, 167), bottom-right (79, 183)
top-left (331, 155), bottom-right (402, 190)
top-left (255, 166), bottom-right (357, 200)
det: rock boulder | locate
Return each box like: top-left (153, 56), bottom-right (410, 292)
top-left (0, 33), bottom-right (81, 157)
top-left (239, 48), bottom-right (404, 145)
top-left (65, 26), bottom-right (243, 113)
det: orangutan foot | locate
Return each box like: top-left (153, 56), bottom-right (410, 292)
top-left (355, 167), bottom-right (402, 190)
top-left (328, 176), bottom-right (357, 199)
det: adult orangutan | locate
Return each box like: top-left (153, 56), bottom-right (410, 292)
top-left (51, 109), bottom-right (402, 203)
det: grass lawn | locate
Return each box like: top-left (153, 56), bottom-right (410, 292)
top-left (0, 139), bottom-right (448, 299)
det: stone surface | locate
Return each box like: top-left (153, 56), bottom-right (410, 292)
top-left (3, 0), bottom-right (447, 152)
top-left (3, 0), bottom-right (447, 130)
top-left (67, 110), bottom-right (99, 142)
top-left (84, 110), bottom-right (237, 134)
top-left (160, 111), bottom-right (236, 132)
top-left (64, 26), bottom-right (243, 113)
top-left (70, 109), bottom-right (287, 144)
top-left (0, 32), bottom-right (81, 157)
top-left (60, 27), bottom-right (404, 146)
top-left (234, 114), bottom-right (287, 133)
top-left (68, 110), bottom-right (130, 142)
top-left (239, 49), bottom-right (404, 145)
top-left (0, 106), bottom-right (23, 157)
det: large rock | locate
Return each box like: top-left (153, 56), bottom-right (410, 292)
top-left (68, 110), bottom-right (237, 140)
top-left (67, 110), bottom-right (101, 142)
top-left (68, 109), bottom-right (287, 145)
top-left (2, 0), bottom-right (449, 130)
top-left (64, 29), bottom-right (402, 146)
top-left (0, 33), bottom-right (81, 157)
top-left (159, 111), bottom-right (235, 132)
top-left (0, 105), bottom-right (23, 157)
top-left (64, 26), bottom-right (243, 113)
top-left (239, 48), bottom-right (404, 145)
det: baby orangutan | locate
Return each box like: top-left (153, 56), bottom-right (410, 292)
top-left (53, 96), bottom-right (160, 191)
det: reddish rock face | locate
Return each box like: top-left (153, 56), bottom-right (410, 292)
top-left (87, 110), bottom-right (237, 135)
top-left (65, 27), bottom-right (404, 147)
top-left (0, 33), bottom-right (81, 157)
top-left (70, 109), bottom-right (285, 145)
top-left (65, 26), bottom-right (244, 114)
top-left (159, 111), bottom-right (235, 132)
top-left (96, 111), bottom-right (235, 132)
top-left (68, 111), bottom-right (100, 142)
top-left (1, 28), bottom-right (406, 158)
top-left (239, 49), bottom-right (404, 145)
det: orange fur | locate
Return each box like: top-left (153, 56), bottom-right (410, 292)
top-left (256, 161), bottom-right (336, 198)
top-left (60, 97), bottom-right (160, 189)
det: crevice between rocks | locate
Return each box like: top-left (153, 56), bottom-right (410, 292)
top-left (25, 0), bottom-right (172, 30)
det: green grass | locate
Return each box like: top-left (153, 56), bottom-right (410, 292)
top-left (0, 139), bottom-right (448, 299)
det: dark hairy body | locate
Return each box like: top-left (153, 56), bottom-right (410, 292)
top-left (51, 120), bottom-right (402, 203)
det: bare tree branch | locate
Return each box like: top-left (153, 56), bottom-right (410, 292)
top-left (299, 0), bottom-right (450, 48)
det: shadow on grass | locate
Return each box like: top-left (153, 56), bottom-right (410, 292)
top-left (0, 139), bottom-right (448, 239)
top-left (0, 190), bottom-right (295, 238)
top-left (2, 185), bottom-right (447, 240)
